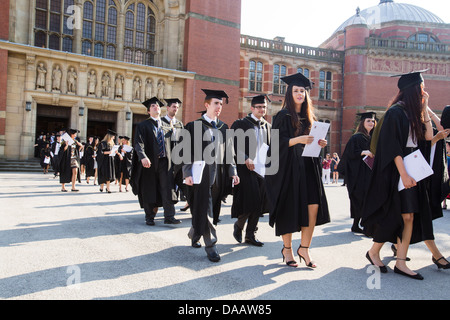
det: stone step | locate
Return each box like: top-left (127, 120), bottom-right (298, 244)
top-left (0, 159), bottom-right (46, 172)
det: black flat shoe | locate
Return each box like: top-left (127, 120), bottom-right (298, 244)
top-left (298, 245), bottom-right (316, 268)
top-left (233, 223), bottom-right (242, 243)
top-left (180, 205), bottom-right (190, 212)
top-left (391, 244), bottom-right (411, 261)
top-left (394, 266), bottom-right (424, 280)
top-left (281, 246), bottom-right (298, 267)
top-left (164, 217), bottom-right (181, 224)
top-left (245, 236), bottom-right (264, 247)
top-left (366, 251), bottom-right (388, 273)
top-left (432, 256), bottom-right (450, 269)
top-left (99, 188), bottom-right (103, 192)
top-left (71, 189), bottom-right (79, 192)
top-left (61, 189), bottom-right (67, 192)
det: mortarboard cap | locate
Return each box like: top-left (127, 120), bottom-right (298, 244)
top-left (356, 112), bottom-right (377, 121)
top-left (201, 89), bottom-right (229, 104)
top-left (164, 98), bottom-right (182, 105)
top-left (142, 97), bottom-right (164, 109)
top-left (441, 106), bottom-right (450, 129)
top-left (122, 136), bottom-right (130, 140)
top-left (390, 69), bottom-right (427, 91)
top-left (247, 94), bottom-right (271, 105)
top-left (281, 72), bottom-right (313, 89)
top-left (68, 128), bottom-right (79, 135)
top-left (107, 129), bottom-right (117, 136)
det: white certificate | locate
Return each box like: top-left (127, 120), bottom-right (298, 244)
top-left (191, 160), bottom-right (206, 184)
top-left (61, 133), bottom-right (74, 145)
top-left (110, 145), bottom-right (120, 156)
top-left (302, 121), bottom-right (330, 157)
top-left (253, 143), bottom-right (269, 177)
top-left (398, 149), bottom-right (433, 191)
top-left (122, 144), bottom-right (133, 152)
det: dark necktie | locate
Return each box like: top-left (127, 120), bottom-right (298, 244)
top-left (157, 123), bottom-right (165, 158)
top-left (211, 121), bottom-right (217, 129)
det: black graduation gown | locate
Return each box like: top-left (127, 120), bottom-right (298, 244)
top-left (265, 109), bottom-right (330, 236)
top-left (120, 146), bottom-right (133, 184)
top-left (97, 141), bottom-right (116, 184)
top-left (339, 132), bottom-right (372, 219)
top-left (183, 117), bottom-right (236, 237)
top-left (428, 130), bottom-right (449, 220)
top-left (50, 141), bottom-right (61, 173)
top-left (161, 117), bottom-right (185, 203)
top-left (114, 146), bottom-right (122, 181)
top-left (84, 144), bottom-right (96, 178)
top-left (361, 104), bottom-right (433, 244)
top-left (58, 142), bottom-right (81, 184)
top-left (40, 147), bottom-right (51, 168)
top-left (130, 118), bottom-right (170, 209)
top-left (230, 115), bottom-right (271, 218)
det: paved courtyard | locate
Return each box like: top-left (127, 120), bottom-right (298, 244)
top-left (0, 172), bottom-right (449, 301)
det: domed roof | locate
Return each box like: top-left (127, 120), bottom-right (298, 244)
top-left (334, 0), bottom-right (444, 33)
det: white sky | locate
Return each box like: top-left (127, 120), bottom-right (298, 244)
top-left (240, 0), bottom-right (450, 47)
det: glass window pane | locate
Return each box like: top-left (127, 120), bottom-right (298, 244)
top-left (84, 1), bottom-right (93, 19)
top-left (82, 40), bottom-right (92, 55)
top-left (95, 23), bottom-right (105, 41)
top-left (50, 13), bottom-right (60, 32)
top-left (249, 60), bottom-right (255, 71)
top-left (136, 32), bottom-right (144, 48)
top-left (257, 61), bottom-right (263, 71)
top-left (249, 71), bottom-right (255, 81)
top-left (326, 71), bottom-right (332, 80)
top-left (96, 0), bottom-right (106, 22)
top-left (280, 65), bottom-right (286, 76)
top-left (256, 82), bottom-right (262, 92)
top-left (146, 34), bottom-right (155, 50)
top-left (136, 3), bottom-right (145, 31)
top-left (418, 33), bottom-right (428, 42)
top-left (106, 45), bottom-right (115, 60)
top-left (125, 11), bottom-right (134, 29)
top-left (62, 37), bottom-right (73, 52)
top-left (35, 31), bottom-right (46, 48)
top-left (135, 51), bottom-right (143, 64)
top-left (50, 1), bottom-right (61, 13)
top-left (107, 26), bottom-right (116, 44)
top-left (124, 29), bottom-right (133, 47)
top-left (304, 69), bottom-right (309, 78)
top-left (36, 0), bottom-right (48, 10)
top-left (63, 16), bottom-right (73, 35)
top-left (94, 43), bottom-right (104, 57)
top-left (320, 71), bottom-right (325, 80)
top-left (146, 52), bottom-right (154, 66)
top-left (64, 0), bottom-right (74, 12)
top-left (49, 34), bottom-right (60, 50)
top-left (256, 72), bottom-right (262, 81)
top-left (124, 48), bottom-right (132, 62)
top-left (148, 15), bottom-right (156, 33)
top-left (108, 7), bottom-right (117, 25)
top-left (249, 81), bottom-right (255, 91)
top-left (35, 10), bottom-right (47, 29)
top-left (83, 20), bottom-right (92, 38)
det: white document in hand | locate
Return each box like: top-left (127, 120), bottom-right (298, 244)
top-left (302, 121), bottom-right (330, 157)
top-left (192, 160), bottom-right (206, 184)
top-left (253, 143), bottom-right (269, 177)
top-left (61, 133), bottom-right (74, 145)
top-left (110, 145), bottom-right (120, 156)
top-left (398, 149), bottom-right (433, 191)
top-left (122, 144), bottom-right (133, 152)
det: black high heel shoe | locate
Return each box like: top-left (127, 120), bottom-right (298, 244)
top-left (297, 245), bottom-right (316, 268)
top-left (432, 256), bottom-right (450, 269)
top-left (180, 204), bottom-right (190, 212)
top-left (391, 244), bottom-right (410, 261)
top-left (281, 246), bottom-right (298, 267)
top-left (366, 251), bottom-right (387, 273)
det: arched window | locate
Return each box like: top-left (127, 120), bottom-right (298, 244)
top-left (297, 67), bottom-right (310, 79)
top-left (319, 70), bottom-right (332, 100)
top-left (249, 60), bottom-right (263, 92)
top-left (82, 0), bottom-right (118, 59)
top-left (34, 0), bottom-right (74, 52)
top-left (273, 64), bottom-right (286, 95)
top-left (408, 32), bottom-right (440, 51)
top-left (124, 2), bottom-right (157, 66)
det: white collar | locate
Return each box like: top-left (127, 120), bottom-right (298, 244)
top-left (250, 113), bottom-right (262, 123)
top-left (164, 115), bottom-right (176, 123)
top-left (202, 114), bottom-right (217, 124)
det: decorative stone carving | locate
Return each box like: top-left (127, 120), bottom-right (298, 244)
top-left (87, 70), bottom-right (97, 96)
top-left (52, 65), bottom-right (62, 91)
top-left (157, 80), bottom-right (165, 100)
top-left (101, 72), bottom-right (111, 97)
top-left (67, 67), bottom-right (77, 94)
top-left (133, 77), bottom-right (141, 101)
top-left (115, 74), bottom-right (124, 99)
top-left (145, 79), bottom-right (153, 100)
top-left (36, 63), bottom-right (46, 89)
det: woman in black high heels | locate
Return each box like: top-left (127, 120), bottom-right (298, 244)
top-left (97, 129), bottom-right (117, 193)
top-left (362, 70), bottom-right (434, 280)
top-left (266, 73), bottom-right (330, 268)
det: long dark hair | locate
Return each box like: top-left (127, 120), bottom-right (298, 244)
top-left (388, 84), bottom-right (425, 142)
top-left (282, 85), bottom-right (316, 136)
top-left (356, 118), bottom-right (377, 136)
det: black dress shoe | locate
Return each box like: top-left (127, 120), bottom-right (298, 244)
top-left (245, 236), bottom-right (264, 247)
top-left (233, 223), bottom-right (242, 243)
top-left (164, 217), bottom-right (181, 224)
top-left (146, 219), bottom-right (155, 226)
top-left (366, 251), bottom-right (388, 273)
top-left (394, 266), bottom-right (424, 280)
top-left (206, 247), bottom-right (221, 262)
top-left (191, 239), bottom-right (201, 248)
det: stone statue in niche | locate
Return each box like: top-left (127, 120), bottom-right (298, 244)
top-left (101, 72), bottom-right (111, 97)
top-left (36, 63), bottom-right (46, 89)
top-left (88, 70), bottom-right (97, 96)
top-left (133, 77), bottom-right (141, 101)
top-left (157, 80), bottom-right (165, 100)
top-left (67, 67), bottom-right (77, 93)
top-left (145, 79), bottom-right (153, 100)
top-left (115, 74), bottom-right (124, 99)
top-left (52, 65), bottom-right (62, 91)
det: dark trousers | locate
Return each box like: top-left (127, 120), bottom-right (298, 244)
top-left (144, 157), bottom-right (175, 221)
top-left (235, 211), bottom-right (260, 238)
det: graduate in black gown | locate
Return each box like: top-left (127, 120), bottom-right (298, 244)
top-left (118, 136), bottom-right (132, 192)
top-left (183, 89), bottom-right (239, 262)
top-left (84, 135), bottom-right (96, 184)
top-left (230, 94), bottom-right (271, 246)
top-left (59, 129), bottom-right (82, 192)
top-left (361, 70), bottom-right (434, 280)
top-left (50, 134), bottom-right (62, 177)
top-left (265, 73), bottom-right (329, 268)
top-left (97, 129), bottom-right (117, 193)
top-left (40, 141), bottom-right (51, 174)
top-left (339, 112), bottom-right (376, 233)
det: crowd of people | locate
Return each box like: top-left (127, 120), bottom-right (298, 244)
top-left (33, 70), bottom-right (449, 278)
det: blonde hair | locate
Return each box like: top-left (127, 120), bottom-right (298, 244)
top-left (102, 133), bottom-right (115, 147)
